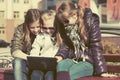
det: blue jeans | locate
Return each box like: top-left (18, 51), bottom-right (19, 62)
top-left (57, 59), bottom-right (93, 80)
top-left (13, 58), bottom-right (54, 80)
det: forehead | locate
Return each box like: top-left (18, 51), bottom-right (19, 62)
top-left (62, 10), bottom-right (78, 18)
top-left (42, 11), bottom-right (55, 18)
top-left (63, 9), bottom-right (77, 15)
top-left (30, 20), bottom-right (40, 27)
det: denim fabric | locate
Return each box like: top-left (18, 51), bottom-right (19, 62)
top-left (45, 71), bottom-right (54, 80)
top-left (31, 70), bottom-right (44, 80)
top-left (13, 58), bottom-right (29, 80)
top-left (57, 59), bottom-right (93, 80)
top-left (13, 58), bottom-right (55, 80)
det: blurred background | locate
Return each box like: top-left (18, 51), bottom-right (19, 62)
top-left (0, 0), bottom-right (120, 68)
top-left (0, 0), bottom-right (120, 43)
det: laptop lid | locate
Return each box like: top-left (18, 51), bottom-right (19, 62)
top-left (27, 56), bottom-right (57, 71)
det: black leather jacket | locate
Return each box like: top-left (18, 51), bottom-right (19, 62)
top-left (55, 8), bottom-right (107, 75)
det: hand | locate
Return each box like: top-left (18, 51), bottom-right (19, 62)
top-left (55, 56), bottom-right (63, 62)
top-left (101, 73), bottom-right (117, 77)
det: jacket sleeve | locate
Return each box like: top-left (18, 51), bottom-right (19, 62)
top-left (89, 14), bottom-right (107, 75)
top-left (11, 25), bottom-right (25, 57)
top-left (55, 42), bottom-right (70, 59)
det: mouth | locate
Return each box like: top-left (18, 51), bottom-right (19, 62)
top-left (33, 32), bottom-right (39, 35)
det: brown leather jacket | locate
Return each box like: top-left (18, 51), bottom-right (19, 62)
top-left (11, 24), bottom-right (35, 56)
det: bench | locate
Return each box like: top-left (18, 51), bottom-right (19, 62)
top-left (0, 54), bottom-right (120, 80)
top-left (77, 54), bottom-right (120, 80)
top-left (0, 68), bottom-right (14, 80)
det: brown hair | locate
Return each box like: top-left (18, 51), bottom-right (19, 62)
top-left (56, 1), bottom-right (87, 41)
top-left (23, 9), bottom-right (42, 47)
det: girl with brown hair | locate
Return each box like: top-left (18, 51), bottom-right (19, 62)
top-left (11, 9), bottom-right (43, 80)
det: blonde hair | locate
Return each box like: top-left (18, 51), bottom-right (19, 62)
top-left (78, 6), bottom-right (87, 41)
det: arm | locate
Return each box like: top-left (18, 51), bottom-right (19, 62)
top-left (89, 14), bottom-right (107, 75)
top-left (55, 42), bottom-right (70, 62)
top-left (11, 25), bottom-right (28, 60)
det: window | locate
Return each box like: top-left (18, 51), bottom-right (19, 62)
top-left (48, 6), bottom-right (56, 10)
top-left (0, 30), bottom-right (5, 34)
top-left (13, 0), bottom-right (19, 3)
top-left (2, 30), bottom-right (5, 34)
top-left (102, 14), bottom-right (107, 23)
top-left (0, 11), bottom-right (4, 18)
top-left (13, 11), bottom-right (19, 19)
top-left (24, 0), bottom-right (29, 4)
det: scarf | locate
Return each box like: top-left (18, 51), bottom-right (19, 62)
top-left (65, 24), bottom-right (86, 61)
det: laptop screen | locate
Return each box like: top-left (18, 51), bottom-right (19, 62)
top-left (27, 56), bottom-right (57, 70)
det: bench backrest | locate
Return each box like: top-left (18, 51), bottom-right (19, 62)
top-left (103, 54), bottom-right (120, 73)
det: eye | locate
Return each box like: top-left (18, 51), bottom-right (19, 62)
top-left (36, 26), bottom-right (40, 28)
top-left (30, 26), bottom-right (40, 29)
top-left (30, 27), bottom-right (35, 29)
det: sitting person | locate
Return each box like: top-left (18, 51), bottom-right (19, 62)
top-left (11, 9), bottom-right (43, 80)
top-left (30, 10), bottom-right (61, 80)
top-left (54, 1), bottom-right (116, 80)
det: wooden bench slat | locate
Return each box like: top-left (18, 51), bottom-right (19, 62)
top-left (107, 65), bottom-right (120, 73)
top-left (77, 76), bottom-right (120, 80)
top-left (0, 68), bottom-right (14, 80)
top-left (103, 54), bottom-right (120, 62)
top-left (77, 54), bottom-right (120, 80)
top-left (0, 54), bottom-right (120, 80)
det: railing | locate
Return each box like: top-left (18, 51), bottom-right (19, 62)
top-left (100, 25), bottom-right (120, 35)
top-left (0, 51), bottom-right (13, 68)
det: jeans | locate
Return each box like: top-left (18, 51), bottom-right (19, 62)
top-left (13, 58), bottom-right (54, 80)
top-left (30, 70), bottom-right (54, 80)
top-left (57, 59), bottom-right (93, 80)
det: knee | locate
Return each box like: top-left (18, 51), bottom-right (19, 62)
top-left (31, 70), bottom-right (44, 79)
top-left (57, 59), bottom-right (73, 71)
top-left (45, 71), bottom-right (54, 80)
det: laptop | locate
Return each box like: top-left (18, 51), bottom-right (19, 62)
top-left (27, 56), bottom-right (57, 71)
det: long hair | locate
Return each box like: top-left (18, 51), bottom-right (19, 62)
top-left (56, 2), bottom-right (87, 41)
top-left (23, 9), bottom-right (42, 47)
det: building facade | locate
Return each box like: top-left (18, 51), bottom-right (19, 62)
top-left (0, 0), bottom-right (119, 42)
top-left (0, 0), bottom-right (41, 42)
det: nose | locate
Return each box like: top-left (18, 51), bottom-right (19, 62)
top-left (34, 28), bottom-right (38, 31)
top-left (73, 15), bottom-right (77, 19)
top-left (33, 28), bottom-right (40, 34)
